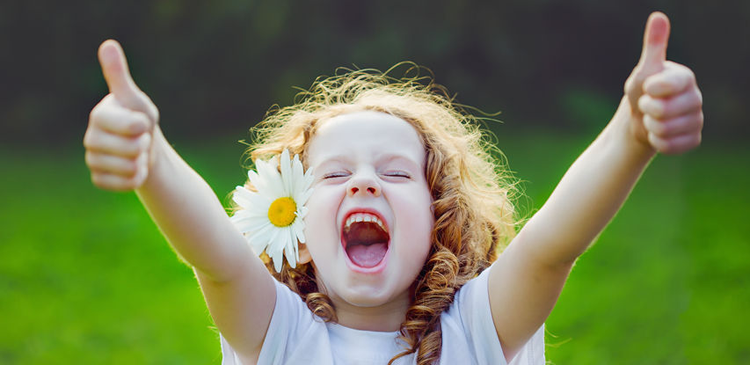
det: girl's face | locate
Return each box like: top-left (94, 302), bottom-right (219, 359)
top-left (304, 111), bottom-right (434, 311)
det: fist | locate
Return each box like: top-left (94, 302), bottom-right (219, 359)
top-left (84, 40), bottom-right (159, 191)
top-left (624, 12), bottom-right (703, 155)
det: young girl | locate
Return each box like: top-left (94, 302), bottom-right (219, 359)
top-left (83, 12), bottom-right (703, 365)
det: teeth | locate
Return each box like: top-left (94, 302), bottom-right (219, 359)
top-left (345, 213), bottom-right (386, 231)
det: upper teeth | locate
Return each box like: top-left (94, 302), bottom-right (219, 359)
top-left (345, 213), bottom-right (386, 231)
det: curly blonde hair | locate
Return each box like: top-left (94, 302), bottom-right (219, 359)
top-left (236, 64), bottom-right (520, 365)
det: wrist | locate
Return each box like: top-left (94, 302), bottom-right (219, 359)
top-left (608, 97), bottom-right (658, 163)
top-left (136, 125), bottom-right (170, 194)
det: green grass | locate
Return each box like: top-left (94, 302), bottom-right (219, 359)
top-left (1, 132), bottom-right (748, 364)
top-left (495, 129), bottom-right (750, 364)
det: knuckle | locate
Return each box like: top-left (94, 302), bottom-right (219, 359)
top-left (84, 151), bottom-right (96, 167)
top-left (91, 173), bottom-right (107, 188)
top-left (82, 130), bottom-right (92, 148)
top-left (92, 172), bottom-right (133, 191)
top-left (129, 175), bottom-right (144, 189)
top-left (690, 90), bottom-right (703, 108)
top-left (89, 105), bottom-right (105, 124)
top-left (123, 160), bottom-right (139, 176)
top-left (138, 133), bottom-right (153, 151)
top-left (624, 76), bottom-right (635, 93)
top-left (652, 121), bottom-right (669, 137)
top-left (118, 176), bottom-right (138, 191)
top-left (638, 95), bottom-right (650, 110)
top-left (139, 92), bottom-right (160, 123)
top-left (648, 133), bottom-right (666, 151)
top-left (83, 128), bottom-right (101, 149)
top-left (130, 112), bottom-right (150, 134)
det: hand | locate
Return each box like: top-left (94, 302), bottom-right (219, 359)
top-left (84, 40), bottom-right (160, 191)
top-left (624, 12), bottom-right (703, 155)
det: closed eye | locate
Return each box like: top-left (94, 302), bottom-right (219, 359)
top-left (383, 171), bottom-right (411, 179)
top-left (323, 171), bottom-right (350, 179)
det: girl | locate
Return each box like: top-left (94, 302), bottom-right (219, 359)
top-left (83, 12), bottom-right (703, 365)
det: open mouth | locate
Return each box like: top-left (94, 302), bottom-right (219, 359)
top-left (342, 212), bottom-right (390, 269)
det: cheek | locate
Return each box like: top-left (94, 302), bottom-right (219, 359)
top-left (396, 193), bottom-right (434, 260)
top-left (303, 189), bottom-right (341, 248)
top-left (413, 217), bottom-right (434, 258)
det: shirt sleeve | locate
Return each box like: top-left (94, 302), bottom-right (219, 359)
top-left (220, 279), bottom-right (327, 365)
top-left (448, 265), bottom-right (546, 365)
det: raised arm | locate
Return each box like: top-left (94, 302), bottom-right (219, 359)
top-left (487, 12), bottom-right (703, 361)
top-left (84, 40), bottom-right (275, 361)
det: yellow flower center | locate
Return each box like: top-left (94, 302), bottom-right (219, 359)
top-left (268, 197), bottom-right (297, 227)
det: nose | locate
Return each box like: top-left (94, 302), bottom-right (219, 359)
top-left (347, 171), bottom-right (381, 197)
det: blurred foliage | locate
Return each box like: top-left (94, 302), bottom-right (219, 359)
top-left (1, 0), bottom-right (748, 144)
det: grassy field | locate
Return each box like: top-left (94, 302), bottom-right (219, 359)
top-left (1, 131), bottom-right (748, 364)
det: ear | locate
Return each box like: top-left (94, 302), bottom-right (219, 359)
top-left (298, 243), bottom-right (312, 265)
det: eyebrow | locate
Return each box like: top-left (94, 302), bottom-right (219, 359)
top-left (376, 154), bottom-right (422, 169)
top-left (313, 153), bottom-right (422, 169)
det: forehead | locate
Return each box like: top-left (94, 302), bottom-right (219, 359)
top-left (306, 111), bottom-right (425, 166)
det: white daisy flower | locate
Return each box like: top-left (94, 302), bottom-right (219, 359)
top-left (230, 149), bottom-right (314, 272)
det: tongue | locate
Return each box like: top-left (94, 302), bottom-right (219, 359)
top-left (347, 243), bottom-right (387, 268)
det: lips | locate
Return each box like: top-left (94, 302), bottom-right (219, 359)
top-left (342, 211), bottom-right (390, 269)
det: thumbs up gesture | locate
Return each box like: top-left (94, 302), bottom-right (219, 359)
top-left (84, 40), bottom-right (160, 191)
top-left (624, 12), bottom-right (703, 155)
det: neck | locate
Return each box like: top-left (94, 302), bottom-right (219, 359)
top-left (329, 291), bottom-right (410, 332)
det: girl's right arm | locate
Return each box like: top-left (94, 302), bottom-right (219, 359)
top-left (84, 40), bottom-right (274, 362)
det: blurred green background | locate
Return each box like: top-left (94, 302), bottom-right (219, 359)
top-left (1, 0), bottom-right (748, 364)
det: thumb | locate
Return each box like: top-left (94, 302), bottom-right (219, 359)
top-left (97, 40), bottom-right (158, 122)
top-left (637, 12), bottom-right (670, 75)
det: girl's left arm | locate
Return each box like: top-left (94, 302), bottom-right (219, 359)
top-left (487, 12), bottom-right (703, 362)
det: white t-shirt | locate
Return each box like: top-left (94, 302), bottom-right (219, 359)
top-left (220, 266), bottom-right (545, 364)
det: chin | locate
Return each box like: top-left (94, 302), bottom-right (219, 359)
top-left (337, 279), bottom-right (394, 306)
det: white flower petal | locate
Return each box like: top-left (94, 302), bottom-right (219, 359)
top-left (267, 229), bottom-right (286, 272)
top-left (231, 150), bottom-right (314, 272)
top-left (269, 227), bottom-right (285, 251)
top-left (291, 219), bottom-right (306, 244)
top-left (256, 158), bottom-right (285, 198)
top-left (246, 221), bottom-right (275, 246)
top-left (230, 212), bottom-right (264, 233)
top-left (295, 168), bottom-right (315, 205)
top-left (280, 149), bottom-right (293, 196)
top-left (290, 154), bottom-right (304, 196)
top-left (295, 187), bottom-right (314, 207)
top-left (246, 170), bottom-right (269, 195)
top-left (235, 215), bottom-right (271, 237)
top-left (296, 206), bottom-right (308, 219)
top-left (233, 186), bottom-right (267, 211)
top-left (284, 229), bottom-right (298, 269)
